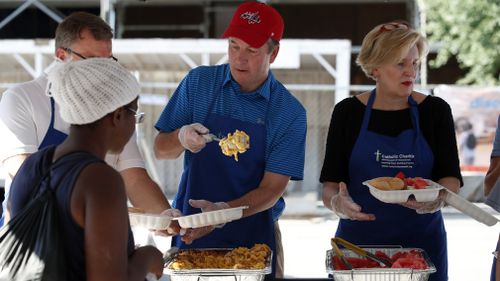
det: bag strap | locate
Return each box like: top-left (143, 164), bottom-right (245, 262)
top-left (30, 150), bottom-right (101, 199)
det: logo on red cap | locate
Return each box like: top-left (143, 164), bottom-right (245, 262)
top-left (240, 11), bottom-right (261, 24)
top-left (222, 2), bottom-right (284, 48)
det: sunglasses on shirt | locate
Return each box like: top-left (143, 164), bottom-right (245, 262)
top-left (376, 22), bottom-right (409, 36)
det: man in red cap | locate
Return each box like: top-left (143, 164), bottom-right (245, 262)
top-left (154, 1), bottom-right (307, 278)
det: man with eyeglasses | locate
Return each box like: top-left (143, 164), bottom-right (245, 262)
top-left (0, 11), bottom-right (179, 229)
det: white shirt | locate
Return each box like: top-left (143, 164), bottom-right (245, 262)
top-left (0, 74), bottom-right (145, 171)
top-left (0, 66), bottom-right (148, 219)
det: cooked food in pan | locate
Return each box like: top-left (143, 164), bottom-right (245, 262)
top-left (169, 244), bottom-right (270, 270)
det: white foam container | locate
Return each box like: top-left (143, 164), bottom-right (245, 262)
top-left (444, 189), bottom-right (498, 226)
top-left (129, 212), bottom-right (172, 230)
top-left (174, 206), bottom-right (248, 228)
top-left (363, 179), bottom-right (443, 203)
top-left (364, 178), bottom-right (499, 226)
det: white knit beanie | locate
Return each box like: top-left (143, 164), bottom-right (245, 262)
top-left (47, 58), bottom-right (140, 125)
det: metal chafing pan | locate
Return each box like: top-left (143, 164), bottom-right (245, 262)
top-left (164, 248), bottom-right (272, 281)
top-left (326, 247), bottom-right (436, 281)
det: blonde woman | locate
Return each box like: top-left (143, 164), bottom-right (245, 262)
top-left (320, 22), bottom-right (462, 281)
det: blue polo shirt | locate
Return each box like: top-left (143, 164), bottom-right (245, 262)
top-left (155, 64), bottom-right (306, 181)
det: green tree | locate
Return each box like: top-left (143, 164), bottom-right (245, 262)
top-left (423, 0), bottom-right (499, 85)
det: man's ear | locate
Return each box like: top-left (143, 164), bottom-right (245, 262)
top-left (269, 45), bottom-right (280, 64)
top-left (55, 47), bottom-right (68, 61)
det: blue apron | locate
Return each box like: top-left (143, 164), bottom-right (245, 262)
top-left (336, 90), bottom-right (447, 281)
top-left (172, 90), bottom-right (277, 275)
top-left (39, 97), bottom-right (68, 149)
top-left (0, 97), bottom-right (67, 227)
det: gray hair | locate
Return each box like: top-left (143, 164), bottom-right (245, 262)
top-left (55, 12), bottom-right (113, 51)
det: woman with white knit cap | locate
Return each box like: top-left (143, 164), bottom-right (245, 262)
top-left (7, 58), bottom-right (163, 280)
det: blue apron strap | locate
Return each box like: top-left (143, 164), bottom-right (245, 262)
top-left (38, 97), bottom-right (67, 149)
top-left (49, 97), bottom-right (56, 129)
top-left (408, 95), bottom-right (425, 166)
top-left (408, 95), bottom-right (421, 134)
top-left (360, 89), bottom-right (376, 133)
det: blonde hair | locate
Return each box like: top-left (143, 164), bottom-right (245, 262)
top-left (356, 22), bottom-right (428, 80)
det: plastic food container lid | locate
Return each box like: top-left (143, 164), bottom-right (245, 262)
top-left (363, 179), bottom-right (443, 203)
top-left (444, 189), bottom-right (498, 226)
top-left (129, 212), bottom-right (172, 230)
top-left (173, 206), bottom-right (248, 228)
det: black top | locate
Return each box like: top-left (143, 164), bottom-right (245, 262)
top-left (320, 95), bottom-right (463, 185)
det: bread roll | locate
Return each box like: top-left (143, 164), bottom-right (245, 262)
top-left (128, 207), bottom-right (145, 213)
top-left (368, 177), bottom-right (405, 190)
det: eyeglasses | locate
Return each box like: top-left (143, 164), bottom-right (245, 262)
top-left (376, 22), bottom-right (409, 35)
top-left (125, 107), bottom-right (145, 124)
top-left (62, 47), bottom-right (118, 62)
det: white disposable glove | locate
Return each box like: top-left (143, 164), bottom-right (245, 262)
top-left (330, 182), bottom-right (376, 221)
top-left (162, 208), bottom-right (186, 235)
top-left (145, 273), bottom-right (159, 281)
top-left (416, 199), bottom-right (445, 214)
top-left (402, 190), bottom-right (446, 214)
top-left (162, 208), bottom-right (182, 217)
top-left (180, 200), bottom-right (231, 244)
top-left (189, 199), bottom-right (230, 228)
top-left (178, 123), bottom-right (209, 153)
top-left (189, 199), bottom-right (230, 212)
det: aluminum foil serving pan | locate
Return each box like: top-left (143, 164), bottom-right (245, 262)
top-left (128, 212), bottom-right (172, 230)
top-left (363, 179), bottom-right (443, 203)
top-left (164, 248), bottom-right (272, 281)
top-left (174, 206), bottom-right (248, 228)
top-left (326, 247), bottom-right (436, 281)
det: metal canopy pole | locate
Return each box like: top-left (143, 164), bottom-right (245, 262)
top-left (32, 1), bottom-right (64, 23)
top-left (0, 0), bottom-right (37, 30)
top-left (101, 0), bottom-right (116, 35)
top-left (415, 0), bottom-right (427, 89)
top-left (0, 0), bottom-right (63, 31)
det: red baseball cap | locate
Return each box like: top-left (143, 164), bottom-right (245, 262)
top-left (222, 1), bottom-right (284, 48)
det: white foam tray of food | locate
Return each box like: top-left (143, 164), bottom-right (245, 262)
top-left (129, 212), bottom-right (172, 230)
top-left (173, 206), bottom-right (248, 228)
top-left (444, 189), bottom-right (498, 226)
top-left (363, 179), bottom-right (443, 203)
